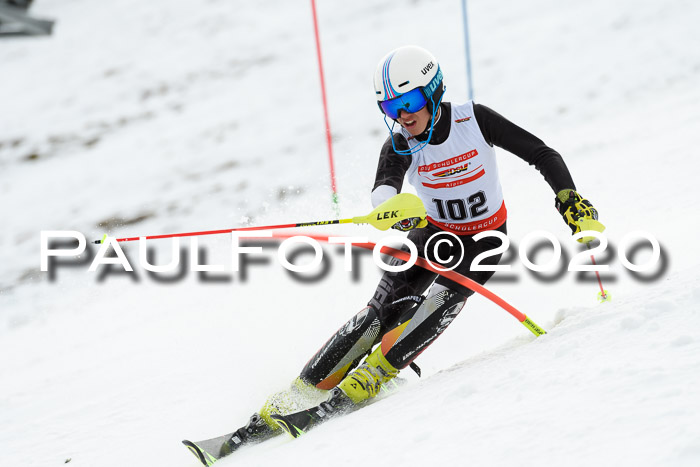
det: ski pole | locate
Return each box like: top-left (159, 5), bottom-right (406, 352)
top-left (586, 242), bottom-right (611, 302)
top-left (574, 218), bottom-right (611, 302)
top-left (93, 193), bottom-right (426, 244)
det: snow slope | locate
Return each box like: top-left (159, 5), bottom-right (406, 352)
top-left (228, 271), bottom-right (700, 467)
top-left (1, 0), bottom-right (699, 466)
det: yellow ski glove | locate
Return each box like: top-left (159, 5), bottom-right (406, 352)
top-left (555, 189), bottom-right (605, 243)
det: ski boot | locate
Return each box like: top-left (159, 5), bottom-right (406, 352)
top-left (270, 348), bottom-right (400, 438)
top-left (338, 345), bottom-right (399, 404)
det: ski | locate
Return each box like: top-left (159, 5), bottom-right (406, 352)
top-left (182, 413), bottom-right (277, 466)
top-left (270, 388), bottom-right (354, 438)
top-left (183, 379), bottom-right (408, 463)
top-left (270, 378), bottom-right (406, 439)
top-left (182, 432), bottom-right (239, 466)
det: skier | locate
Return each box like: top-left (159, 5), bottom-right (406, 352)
top-left (235, 45), bottom-right (603, 443)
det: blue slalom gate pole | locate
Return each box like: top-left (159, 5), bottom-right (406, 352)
top-left (461, 0), bottom-right (474, 100)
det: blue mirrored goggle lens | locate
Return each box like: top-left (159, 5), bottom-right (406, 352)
top-left (379, 88), bottom-right (428, 120)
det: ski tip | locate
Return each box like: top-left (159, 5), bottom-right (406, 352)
top-left (270, 414), bottom-right (304, 439)
top-left (182, 440), bottom-right (215, 466)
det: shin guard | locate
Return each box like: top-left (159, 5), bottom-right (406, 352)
top-left (300, 306), bottom-right (383, 390)
top-left (380, 289), bottom-right (467, 369)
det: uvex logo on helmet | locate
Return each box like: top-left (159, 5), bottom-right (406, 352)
top-left (421, 61), bottom-right (434, 75)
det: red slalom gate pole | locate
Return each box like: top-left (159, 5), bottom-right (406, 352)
top-left (310, 0), bottom-right (339, 213)
top-left (267, 232), bottom-right (547, 336)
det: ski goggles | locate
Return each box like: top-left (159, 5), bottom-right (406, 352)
top-left (378, 87), bottom-right (428, 120)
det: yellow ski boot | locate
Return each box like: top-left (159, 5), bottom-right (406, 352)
top-left (338, 346), bottom-right (399, 404)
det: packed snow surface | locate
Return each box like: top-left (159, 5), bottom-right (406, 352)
top-left (1, 1), bottom-right (699, 466)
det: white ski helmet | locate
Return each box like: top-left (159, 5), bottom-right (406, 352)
top-left (373, 45), bottom-right (445, 119)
